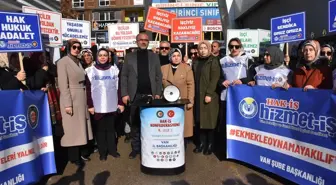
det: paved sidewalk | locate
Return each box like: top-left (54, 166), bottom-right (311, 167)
top-left (45, 137), bottom-right (294, 185)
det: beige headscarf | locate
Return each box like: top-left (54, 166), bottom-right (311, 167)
top-left (302, 40), bottom-right (321, 64)
top-left (197, 41), bottom-right (212, 58)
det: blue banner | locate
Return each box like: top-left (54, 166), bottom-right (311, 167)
top-left (164, 7), bottom-right (221, 26)
top-left (140, 106), bottom-right (185, 168)
top-left (0, 11), bottom-right (43, 52)
top-left (227, 85), bottom-right (336, 185)
top-left (0, 90), bottom-right (56, 185)
top-left (329, 0), bottom-right (336, 33)
top-left (271, 12), bottom-right (306, 44)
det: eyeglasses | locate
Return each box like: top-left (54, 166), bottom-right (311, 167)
top-left (320, 51), bottom-right (332, 56)
top-left (160, 47), bottom-right (170, 50)
top-left (189, 52), bottom-right (197, 57)
top-left (228, 45), bottom-right (241, 50)
top-left (72, 45), bottom-right (81, 50)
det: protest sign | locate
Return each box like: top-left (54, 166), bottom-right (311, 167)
top-left (23, 6), bottom-right (62, 46)
top-left (108, 23), bottom-right (139, 50)
top-left (62, 19), bottom-right (91, 48)
top-left (0, 11), bottom-right (43, 52)
top-left (151, 2), bottom-right (218, 8)
top-left (227, 85), bottom-right (336, 185)
top-left (329, 0), bottom-right (336, 33)
top-left (144, 7), bottom-right (176, 36)
top-left (271, 12), bottom-right (305, 44)
top-left (0, 90), bottom-right (56, 185)
top-left (227, 29), bottom-right (259, 57)
top-left (164, 7), bottom-right (221, 31)
top-left (171, 17), bottom-right (202, 43)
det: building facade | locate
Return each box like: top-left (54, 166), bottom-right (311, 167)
top-left (67, 0), bottom-right (145, 46)
top-left (232, 0), bottom-right (336, 43)
top-left (0, 0), bottom-right (60, 12)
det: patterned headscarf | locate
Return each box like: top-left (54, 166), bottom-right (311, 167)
top-left (168, 48), bottom-right (182, 62)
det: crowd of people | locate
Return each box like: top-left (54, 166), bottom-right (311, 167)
top-left (0, 32), bottom-right (335, 169)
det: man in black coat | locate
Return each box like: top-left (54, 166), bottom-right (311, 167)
top-left (120, 33), bottom-right (163, 159)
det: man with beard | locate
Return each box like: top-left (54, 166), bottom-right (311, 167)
top-left (159, 41), bottom-right (171, 66)
top-left (121, 33), bottom-right (163, 159)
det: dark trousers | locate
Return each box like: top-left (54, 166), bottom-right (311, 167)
top-left (67, 145), bottom-right (89, 162)
top-left (130, 94), bottom-right (151, 153)
top-left (215, 101), bottom-right (227, 159)
top-left (198, 128), bottom-right (215, 145)
top-left (95, 114), bottom-right (117, 156)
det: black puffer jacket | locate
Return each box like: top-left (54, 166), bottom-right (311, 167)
top-left (0, 67), bottom-right (27, 90)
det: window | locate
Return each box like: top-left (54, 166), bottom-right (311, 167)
top-left (99, 12), bottom-right (115, 21)
top-left (99, 0), bottom-right (111, 6)
top-left (92, 12), bottom-right (100, 20)
top-left (72, 0), bottom-right (84, 8)
top-left (77, 13), bottom-right (84, 20)
top-left (204, 32), bottom-right (212, 40)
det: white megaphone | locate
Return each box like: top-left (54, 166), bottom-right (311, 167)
top-left (163, 85), bottom-right (180, 102)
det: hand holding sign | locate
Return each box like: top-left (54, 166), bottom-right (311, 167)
top-left (16, 70), bottom-right (26, 81)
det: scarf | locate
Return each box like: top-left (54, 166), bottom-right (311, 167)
top-left (264, 46), bottom-right (284, 70)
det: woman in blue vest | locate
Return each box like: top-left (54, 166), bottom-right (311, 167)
top-left (85, 48), bottom-right (124, 161)
top-left (248, 46), bottom-right (292, 89)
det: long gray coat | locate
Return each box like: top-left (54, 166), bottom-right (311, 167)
top-left (57, 55), bottom-right (93, 147)
top-left (121, 51), bottom-right (163, 101)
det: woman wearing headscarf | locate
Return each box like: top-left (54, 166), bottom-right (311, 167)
top-left (248, 46), bottom-right (293, 89)
top-left (25, 52), bottom-right (49, 90)
top-left (85, 48), bottom-right (124, 161)
top-left (161, 48), bottom-right (195, 148)
top-left (320, 44), bottom-right (334, 68)
top-left (293, 40), bottom-right (332, 90)
top-left (192, 41), bottom-right (220, 155)
top-left (28, 52), bottom-right (62, 125)
top-left (57, 39), bottom-right (93, 167)
top-left (80, 49), bottom-right (94, 69)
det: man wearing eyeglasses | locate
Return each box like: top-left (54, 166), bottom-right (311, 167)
top-left (159, 41), bottom-right (171, 66)
top-left (120, 33), bottom-right (163, 159)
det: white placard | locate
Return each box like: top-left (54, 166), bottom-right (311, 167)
top-left (62, 19), bottom-right (91, 48)
top-left (148, 41), bottom-right (160, 49)
top-left (134, 0), bottom-right (144, 5)
top-left (108, 23), bottom-right (139, 50)
top-left (203, 25), bottom-right (222, 32)
top-left (22, 6), bottom-right (62, 46)
top-left (227, 29), bottom-right (260, 57)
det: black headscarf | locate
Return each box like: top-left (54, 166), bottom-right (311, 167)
top-left (264, 46), bottom-right (284, 70)
top-left (96, 48), bottom-right (111, 68)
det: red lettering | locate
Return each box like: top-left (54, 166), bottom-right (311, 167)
top-left (40, 142), bottom-right (48, 149)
